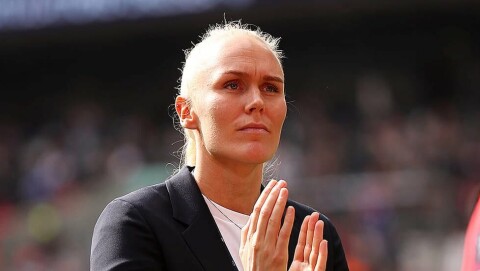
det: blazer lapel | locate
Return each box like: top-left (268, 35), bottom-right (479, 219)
top-left (166, 167), bottom-right (237, 271)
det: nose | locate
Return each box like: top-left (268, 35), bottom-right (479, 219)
top-left (245, 88), bottom-right (265, 113)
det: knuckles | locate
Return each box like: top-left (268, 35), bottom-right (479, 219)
top-left (259, 208), bottom-right (272, 218)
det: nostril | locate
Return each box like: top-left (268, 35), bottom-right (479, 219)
top-left (245, 91), bottom-right (265, 113)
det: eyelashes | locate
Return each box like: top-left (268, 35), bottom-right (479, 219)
top-left (264, 84), bottom-right (279, 93)
top-left (223, 80), bottom-right (281, 93)
top-left (224, 81), bottom-right (240, 90)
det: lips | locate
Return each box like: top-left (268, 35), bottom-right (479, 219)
top-left (238, 123), bottom-right (269, 133)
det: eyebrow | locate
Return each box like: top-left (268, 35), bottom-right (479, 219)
top-left (264, 75), bottom-right (284, 84)
top-left (221, 70), bottom-right (284, 84)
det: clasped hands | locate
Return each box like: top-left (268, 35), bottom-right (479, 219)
top-left (240, 180), bottom-right (328, 271)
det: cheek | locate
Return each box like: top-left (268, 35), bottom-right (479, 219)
top-left (196, 96), bottom-right (230, 137)
top-left (272, 100), bottom-right (287, 130)
top-left (205, 97), bottom-right (226, 123)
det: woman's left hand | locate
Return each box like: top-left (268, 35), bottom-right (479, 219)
top-left (240, 180), bottom-right (295, 271)
top-left (289, 212), bottom-right (328, 271)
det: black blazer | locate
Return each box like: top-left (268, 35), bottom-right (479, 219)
top-left (91, 167), bottom-right (349, 271)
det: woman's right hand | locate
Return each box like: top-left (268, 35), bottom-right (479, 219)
top-left (240, 180), bottom-right (295, 271)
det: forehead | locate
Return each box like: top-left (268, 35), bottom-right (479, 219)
top-left (197, 33), bottom-right (283, 75)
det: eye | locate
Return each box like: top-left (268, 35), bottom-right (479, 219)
top-left (263, 84), bottom-right (279, 93)
top-left (224, 81), bottom-right (240, 90)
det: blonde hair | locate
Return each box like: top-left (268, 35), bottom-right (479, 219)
top-left (176, 20), bottom-right (284, 168)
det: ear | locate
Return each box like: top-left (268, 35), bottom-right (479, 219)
top-left (175, 96), bottom-right (198, 129)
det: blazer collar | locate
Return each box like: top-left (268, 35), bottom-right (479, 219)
top-left (166, 166), bottom-right (237, 271)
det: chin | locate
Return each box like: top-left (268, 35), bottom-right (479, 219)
top-left (212, 142), bottom-right (278, 165)
top-left (238, 146), bottom-right (276, 164)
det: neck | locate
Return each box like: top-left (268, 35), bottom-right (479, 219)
top-left (193, 156), bottom-right (264, 215)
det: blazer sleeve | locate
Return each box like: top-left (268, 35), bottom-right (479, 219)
top-left (90, 199), bottom-right (165, 271)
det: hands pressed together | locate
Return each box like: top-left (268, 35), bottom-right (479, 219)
top-left (240, 180), bottom-right (328, 271)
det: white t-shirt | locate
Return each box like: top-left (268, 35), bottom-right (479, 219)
top-left (203, 195), bottom-right (250, 271)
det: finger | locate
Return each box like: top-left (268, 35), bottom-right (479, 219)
top-left (276, 206), bottom-right (295, 253)
top-left (304, 212), bottom-right (319, 262)
top-left (248, 179), bottom-right (278, 238)
top-left (293, 215), bottom-right (310, 262)
top-left (310, 220), bottom-right (324, 269)
top-left (315, 240), bottom-right (328, 271)
top-left (240, 216), bottom-right (251, 247)
top-left (264, 187), bottom-right (289, 244)
top-left (256, 181), bottom-right (287, 240)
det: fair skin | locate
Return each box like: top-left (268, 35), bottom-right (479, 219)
top-left (176, 32), bottom-right (327, 271)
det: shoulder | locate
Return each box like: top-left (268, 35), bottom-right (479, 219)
top-left (95, 166), bottom-right (195, 229)
top-left (100, 171), bottom-right (180, 224)
top-left (287, 199), bottom-right (316, 216)
top-left (286, 199), bottom-right (342, 249)
top-left (286, 199), bottom-right (349, 270)
top-left (93, 180), bottom-right (172, 234)
top-left (95, 166), bottom-right (195, 228)
top-left (91, 181), bottom-right (174, 270)
top-left (116, 181), bottom-right (170, 210)
top-left (287, 199), bottom-right (337, 235)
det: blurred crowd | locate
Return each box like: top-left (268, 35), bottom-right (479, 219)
top-left (1, 20), bottom-right (480, 269)
top-left (1, 73), bottom-right (479, 270)
top-left (1, 0), bottom-right (480, 269)
top-left (0, 102), bottom-right (180, 270)
top-left (278, 71), bottom-right (480, 271)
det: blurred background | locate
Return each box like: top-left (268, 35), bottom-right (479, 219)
top-left (1, 0), bottom-right (480, 270)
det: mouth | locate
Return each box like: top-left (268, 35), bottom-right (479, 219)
top-left (238, 123), bottom-right (270, 133)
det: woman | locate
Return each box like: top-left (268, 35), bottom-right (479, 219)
top-left (91, 21), bottom-right (349, 271)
